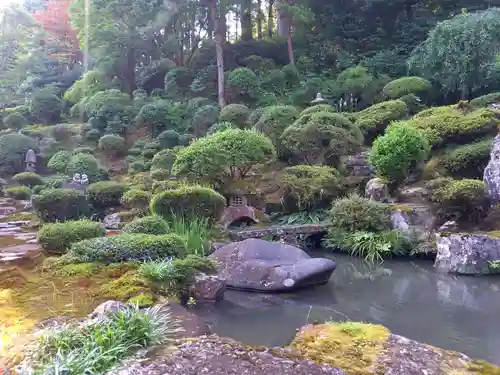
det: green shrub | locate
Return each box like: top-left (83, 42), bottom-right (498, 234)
top-left (207, 121), bottom-right (235, 135)
top-left (151, 179), bottom-right (185, 194)
top-left (470, 92), bottom-right (500, 107)
top-left (370, 122), bottom-right (430, 184)
top-left (98, 134), bottom-right (127, 155)
top-left (33, 188), bottom-right (90, 222)
top-left (136, 101), bottom-right (175, 135)
top-left (281, 165), bottom-right (342, 211)
top-left (122, 215), bottom-right (169, 235)
top-left (6, 186), bottom-right (31, 200)
top-left (406, 105), bottom-right (498, 147)
top-left (382, 76), bottom-right (432, 99)
top-left (441, 138), bottom-right (493, 179)
top-left (87, 181), bottom-right (127, 209)
top-left (219, 104), bottom-right (250, 128)
top-left (74, 146), bottom-right (95, 155)
top-left (66, 233), bottom-right (185, 263)
top-left (43, 174), bottom-right (68, 189)
top-left (157, 129), bottom-right (180, 149)
top-left (150, 168), bottom-right (170, 181)
top-left (13, 172), bottom-right (44, 186)
top-left (85, 89), bottom-right (132, 118)
top-left (164, 215), bottom-right (212, 255)
top-left (3, 112), bottom-right (27, 130)
top-left (426, 178), bottom-right (487, 222)
top-left (30, 88), bottom-right (63, 124)
top-left (120, 189), bottom-right (151, 210)
top-left (38, 219), bottom-right (106, 253)
top-left (67, 153), bottom-right (108, 182)
top-left (329, 194), bottom-right (392, 232)
top-left (354, 100), bottom-right (409, 141)
top-left (306, 112), bottom-right (363, 141)
top-left (0, 133), bottom-right (37, 175)
top-left (47, 151), bottom-right (71, 174)
top-left (255, 105), bottom-right (300, 147)
top-left (227, 67), bottom-right (259, 100)
top-left (399, 94), bottom-right (426, 114)
top-left (150, 185), bottom-right (226, 220)
top-left (151, 149), bottom-right (177, 172)
top-left (191, 104), bottom-right (219, 136)
top-left (51, 123), bottom-right (74, 141)
top-left (299, 104), bottom-right (336, 117)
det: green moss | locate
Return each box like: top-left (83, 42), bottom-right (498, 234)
top-left (105, 262), bottom-right (139, 278)
top-left (468, 360), bottom-right (500, 374)
top-left (127, 292), bottom-right (154, 307)
top-left (55, 263), bottom-right (100, 277)
top-left (354, 100), bottom-right (409, 140)
top-left (99, 271), bottom-right (151, 300)
top-left (290, 322), bottom-right (390, 375)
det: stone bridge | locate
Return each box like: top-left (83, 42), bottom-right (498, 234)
top-left (227, 223), bottom-right (330, 246)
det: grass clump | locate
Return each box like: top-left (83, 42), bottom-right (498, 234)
top-left (64, 233), bottom-right (186, 263)
top-left (166, 215), bottom-right (212, 255)
top-left (20, 304), bottom-right (178, 375)
top-left (38, 219), bottom-right (106, 254)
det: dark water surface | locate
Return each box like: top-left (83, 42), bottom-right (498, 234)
top-left (195, 253), bottom-right (500, 365)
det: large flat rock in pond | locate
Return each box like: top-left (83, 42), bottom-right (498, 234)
top-left (106, 335), bottom-right (347, 375)
top-left (434, 233), bottom-right (500, 274)
top-left (208, 238), bottom-right (336, 292)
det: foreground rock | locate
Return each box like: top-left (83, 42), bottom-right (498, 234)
top-left (435, 233), bottom-right (500, 274)
top-left (484, 133), bottom-right (500, 203)
top-left (291, 322), bottom-right (499, 375)
top-left (365, 178), bottom-right (389, 202)
top-left (209, 239), bottom-right (336, 292)
top-left (107, 335), bottom-right (347, 375)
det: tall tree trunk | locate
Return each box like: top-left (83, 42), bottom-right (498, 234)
top-left (210, 0), bottom-right (226, 108)
top-left (267, 0), bottom-right (274, 37)
top-left (276, 0), bottom-right (294, 65)
top-left (241, 0), bottom-right (252, 41)
top-left (257, 0), bottom-right (263, 39)
top-left (123, 46), bottom-right (136, 95)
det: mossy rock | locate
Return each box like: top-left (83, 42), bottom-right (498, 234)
top-left (127, 292), bottom-right (154, 307)
top-left (98, 271), bottom-right (152, 300)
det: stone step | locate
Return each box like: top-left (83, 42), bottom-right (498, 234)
top-left (0, 244), bottom-right (43, 269)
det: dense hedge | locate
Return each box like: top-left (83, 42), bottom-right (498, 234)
top-left (255, 105), bottom-right (300, 147)
top-left (150, 185), bottom-right (226, 220)
top-left (441, 138), bottom-right (493, 179)
top-left (66, 233), bottom-right (186, 263)
top-left (219, 104), bottom-right (249, 128)
top-left (7, 186), bottom-right (31, 200)
top-left (122, 215), bottom-right (169, 235)
top-left (354, 100), bottom-right (409, 141)
top-left (87, 181), bottom-right (127, 209)
top-left (382, 76), bottom-right (432, 99)
top-left (38, 219), bottom-right (105, 254)
top-left (120, 189), bottom-right (151, 210)
top-left (13, 172), bottom-right (44, 186)
top-left (33, 188), bottom-right (90, 222)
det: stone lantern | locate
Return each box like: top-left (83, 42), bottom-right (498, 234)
top-left (25, 149), bottom-right (36, 172)
top-left (309, 93), bottom-right (328, 106)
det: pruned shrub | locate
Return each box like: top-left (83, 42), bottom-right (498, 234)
top-left (281, 165), bottom-right (342, 211)
top-left (67, 153), bottom-right (108, 182)
top-left (191, 104), bottom-right (219, 136)
top-left (305, 112), bottom-right (363, 141)
top-left (151, 149), bottom-right (177, 172)
top-left (157, 129), bottom-right (180, 149)
top-left (65, 233), bottom-right (185, 263)
top-left (255, 105), bottom-right (300, 154)
top-left (370, 122), bottom-right (430, 184)
top-left (227, 67), bottom-right (259, 101)
top-left (0, 133), bottom-right (38, 175)
top-left (299, 104), bottom-right (336, 117)
top-left (47, 151), bottom-right (71, 174)
top-left (150, 168), bottom-right (170, 181)
top-left (354, 100), bottom-right (409, 141)
top-left (51, 123), bottom-right (74, 141)
top-left (121, 189), bottom-right (151, 210)
top-left (382, 77), bottom-right (432, 99)
top-left (122, 215), bottom-right (169, 235)
top-left (3, 112), bottom-right (27, 130)
top-left (98, 134), bottom-right (127, 156)
top-left (441, 138), bottom-right (492, 179)
top-left (87, 181), bottom-right (127, 209)
top-left (30, 88), bottom-right (63, 124)
top-left (207, 121), bottom-right (235, 135)
top-left (150, 185), bottom-right (226, 220)
top-left (85, 89), bottom-right (132, 118)
top-left (38, 219), bottom-right (105, 253)
top-left (470, 92), bottom-right (500, 107)
top-left (7, 186), bottom-right (30, 200)
top-left (13, 172), bottom-right (44, 186)
top-left (33, 188), bottom-right (90, 222)
top-left (219, 104), bottom-right (250, 128)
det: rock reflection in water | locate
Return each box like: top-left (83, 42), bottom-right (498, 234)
top-left (194, 253), bottom-right (500, 365)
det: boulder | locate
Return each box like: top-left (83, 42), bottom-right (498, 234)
top-left (186, 273), bottom-right (226, 302)
top-left (438, 220), bottom-right (458, 233)
top-left (435, 233), bottom-right (500, 275)
top-left (484, 133), bottom-right (500, 203)
top-left (344, 152), bottom-right (375, 178)
top-left (208, 239), bottom-right (336, 292)
top-left (291, 322), bottom-right (498, 375)
top-left (365, 178), bottom-right (389, 202)
top-left (103, 213), bottom-right (121, 230)
top-left (89, 300), bottom-right (127, 318)
top-left (164, 301), bottom-right (211, 338)
top-left (391, 205), bottom-right (436, 242)
top-left (106, 335), bottom-right (347, 375)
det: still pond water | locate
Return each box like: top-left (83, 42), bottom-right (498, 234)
top-left (195, 253), bottom-right (500, 365)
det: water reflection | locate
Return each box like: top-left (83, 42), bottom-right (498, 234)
top-left (195, 254), bottom-right (500, 365)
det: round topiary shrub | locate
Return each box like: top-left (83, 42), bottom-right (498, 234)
top-left (87, 181), bottom-right (127, 209)
top-left (30, 88), bottom-right (63, 124)
top-left (120, 189), bottom-right (151, 210)
top-left (151, 149), bottom-right (177, 172)
top-left (149, 168), bottom-right (170, 181)
top-left (354, 100), bottom-right (409, 141)
top-left (98, 134), bottom-right (127, 156)
top-left (52, 123), bottom-right (73, 141)
top-left (122, 215), bottom-right (169, 235)
top-left (470, 92), bottom-right (500, 107)
top-left (6, 186), bottom-right (31, 200)
top-left (0, 133), bottom-right (38, 175)
top-left (66, 233), bottom-right (186, 263)
top-left (299, 104), bottom-right (336, 117)
top-left (38, 219), bottom-right (105, 253)
top-left (150, 185), bottom-right (226, 220)
top-left (12, 172), bottom-right (44, 186)
top-left (227, 68), bottom-right (259, 100)
top-left (382, 76), bottom-right (432, 99)
top-left (157, 130), bottom-right (180, 149)
top-left (441, 138), bottom-right (492, 179)
top-left (306, 112), bottom-right (363, 141)
top-left (47, 151), bottom-right (71, 174)
top-left (3, 112), bottom-right (27, 130)
top-left (67, 153), bottom-right (108, 182)
top-left (85, 128), bottom-right (102, 141)
top-left (207, 121), bottom-right (235, 135)
top-left (33, 188), bottom-right (90, 222)
top-left (255, 105), bottom-right (300, 149)
top-left (219, 104), bottom-right (250, 128)
top-left (370, 122), bottom-right (430, 184)
top-left (329, 194), bottom-right (392, 232)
